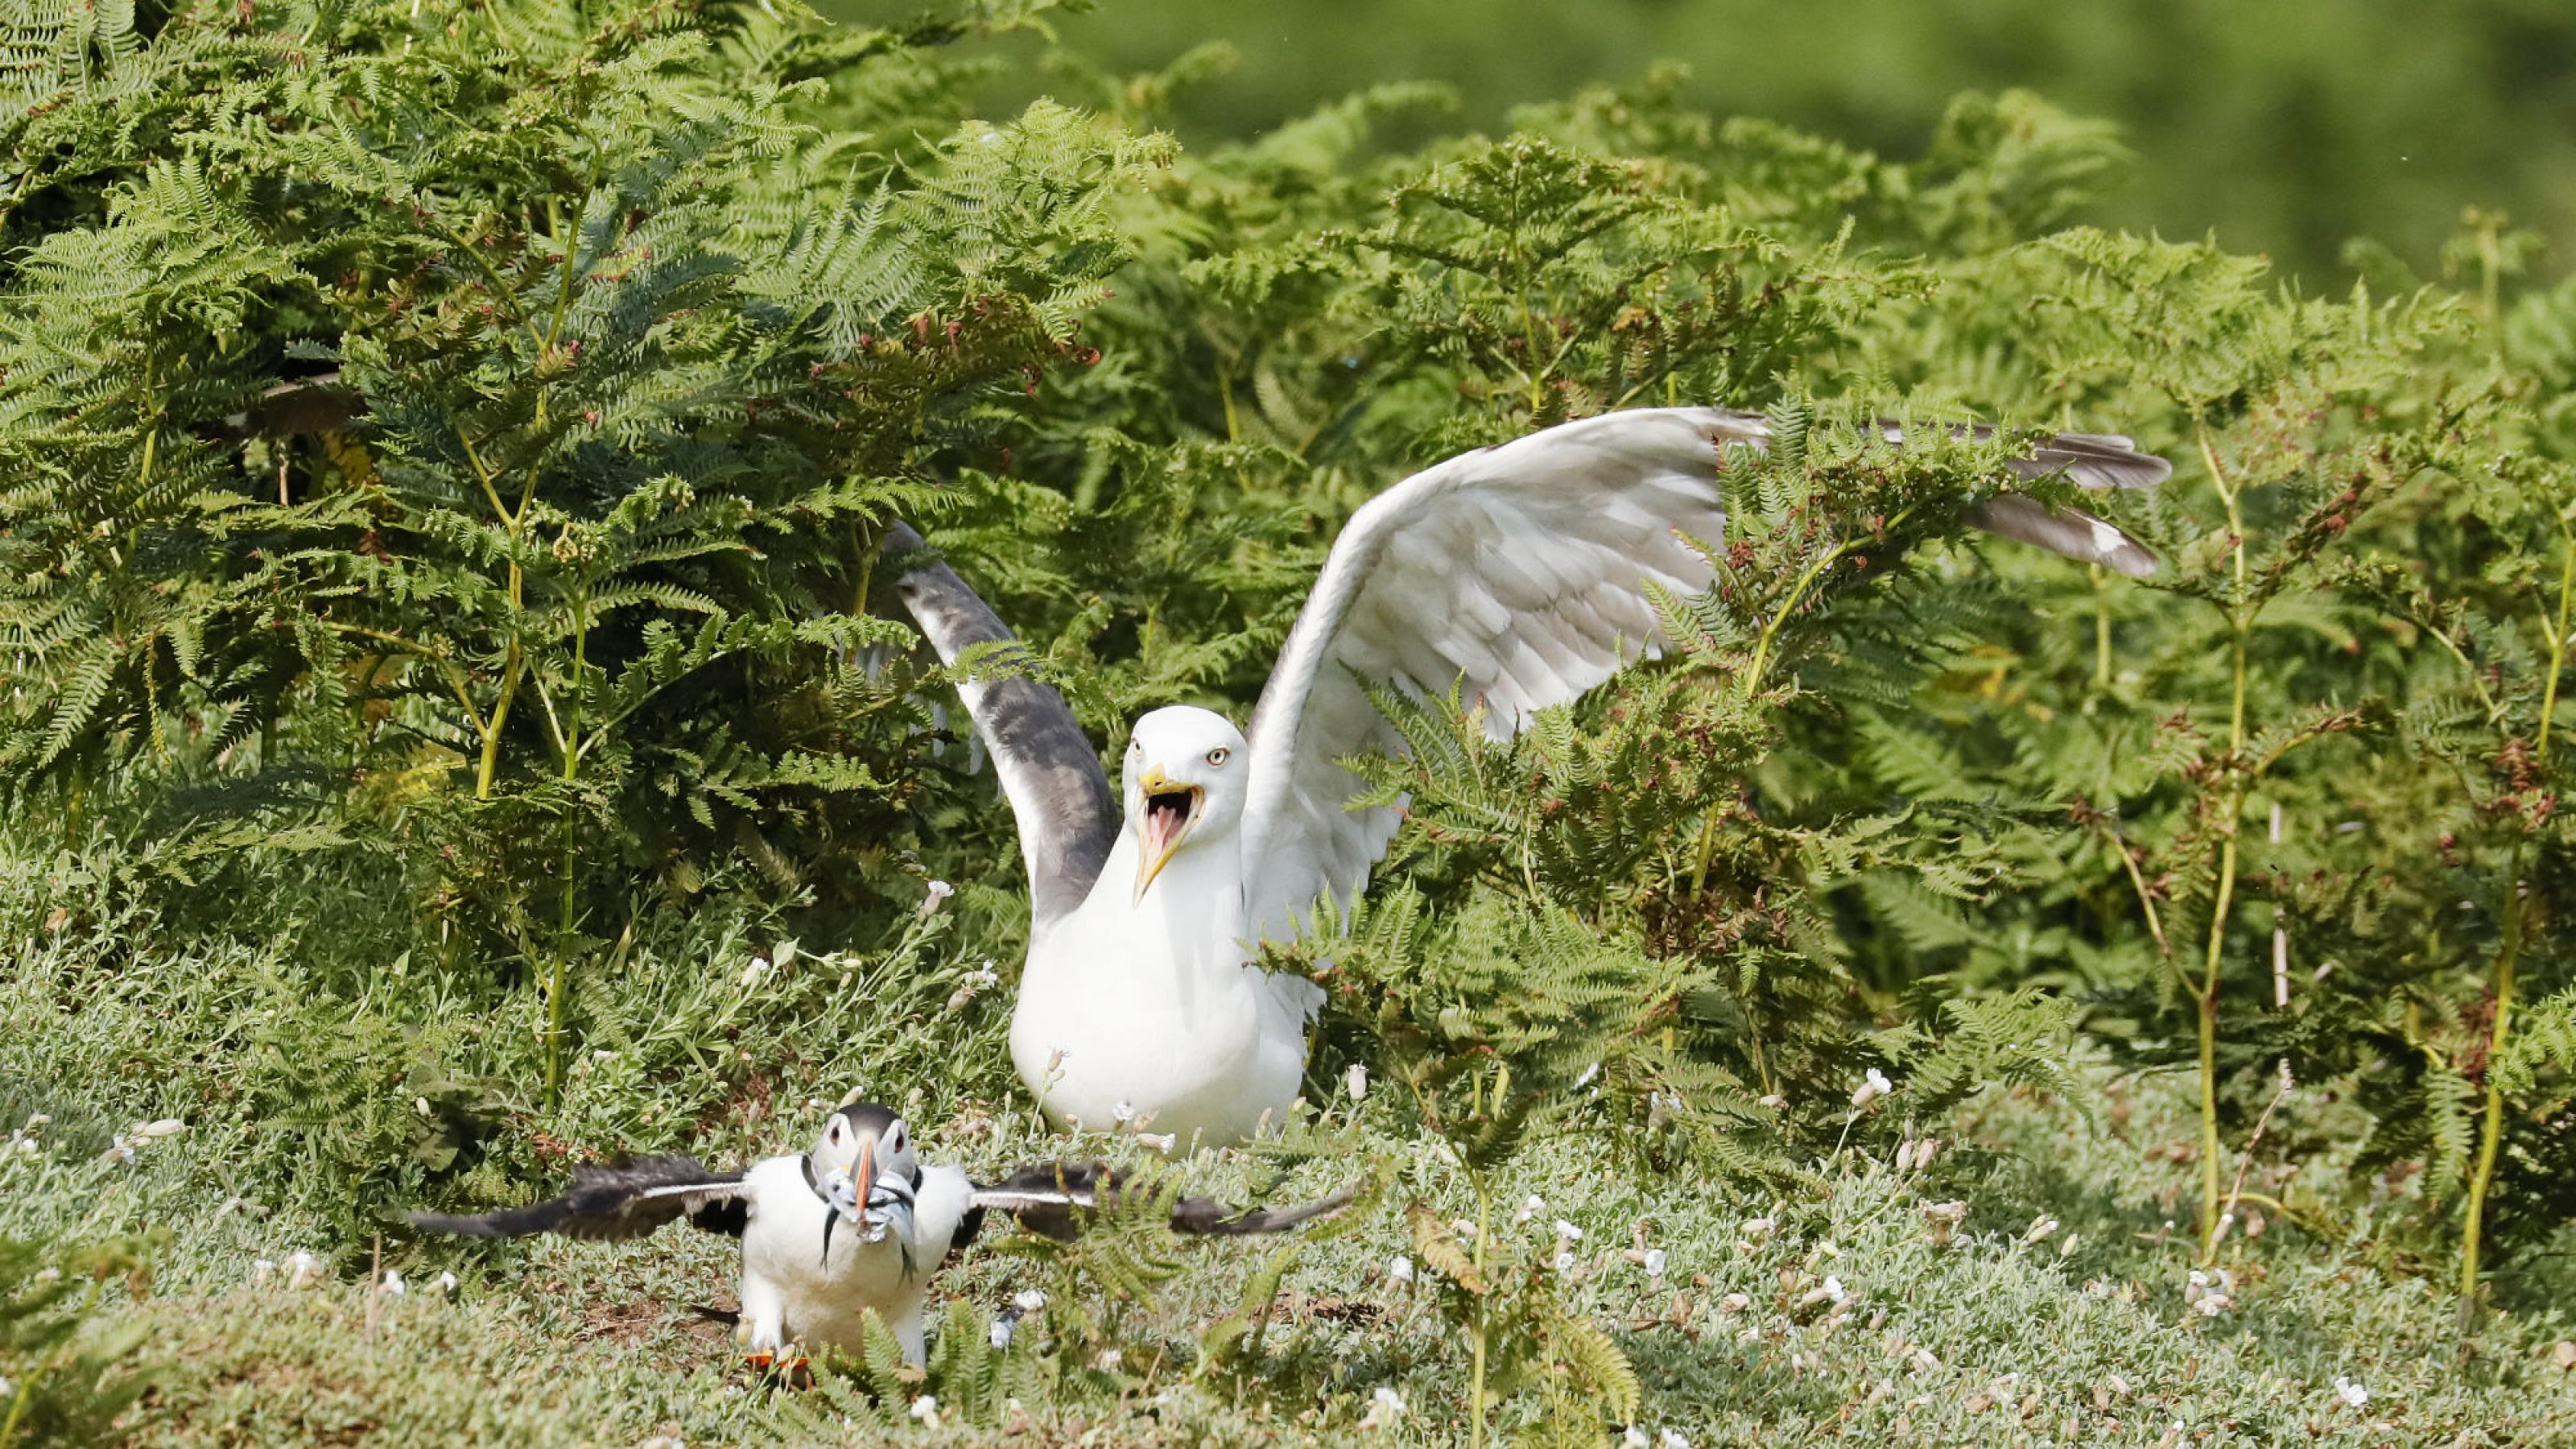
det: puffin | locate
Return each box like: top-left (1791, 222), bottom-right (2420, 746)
top-left (407, 1098), bottom-right (1352, 1365)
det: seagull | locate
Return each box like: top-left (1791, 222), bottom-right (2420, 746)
top-left (886, 405), bottom-right (2170, 1146)
top-left (407, 1097), bottom-right (1354, 1364)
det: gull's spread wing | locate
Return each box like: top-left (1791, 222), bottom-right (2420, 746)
top-left (881, 522), bottom-right (1118, 927)
top-left (1237, 406), bottom-right (2169, 945)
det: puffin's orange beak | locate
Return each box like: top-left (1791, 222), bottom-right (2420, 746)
top-left (853, 1139), bottom-right (876, 1206)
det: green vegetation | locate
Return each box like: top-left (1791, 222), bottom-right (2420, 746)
top-left (901, 0), bottom-right (2576, 285)
top-left (5, 1), bottom-right (2576, 1443)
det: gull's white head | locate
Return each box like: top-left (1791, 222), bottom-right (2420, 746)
top-left (1121, 705), bottom-right (1248, 903)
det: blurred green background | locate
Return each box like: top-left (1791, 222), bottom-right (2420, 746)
top-left (827, 0), bottom-right (2576, 285)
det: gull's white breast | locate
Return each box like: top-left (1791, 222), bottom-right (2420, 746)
top-left (1011, 833), bottom-right (1311, 1146)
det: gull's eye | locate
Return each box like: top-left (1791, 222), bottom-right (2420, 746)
top-left (1206, 747), bottom-right (1231, 767)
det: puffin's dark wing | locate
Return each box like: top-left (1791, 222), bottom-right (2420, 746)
top-left (970, 1164), bottom-right (1358, 1243)
top-left (1170, 1182), bottom-right (1360, 1236)
top-left (881, 522), bottom-right (1118, 927)
top-left (407, 1156), bottom-right (749, 1242)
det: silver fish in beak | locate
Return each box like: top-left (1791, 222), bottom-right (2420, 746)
top-left (818, 1140), bottom-right (894, 1266)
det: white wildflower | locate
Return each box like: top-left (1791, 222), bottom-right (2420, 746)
top-left (1554, 1218), bottom-right (1583, 1242)
top-left (1851, 1067), bottom-right (1893, 1108)
top-left (1516, 1194), bottom-right (1546, 1224)
top-left (1359, 1385), bottom-right (1406, 1429)
top-left (1554, 1250), bottom-right (1577, 1273)
top-left (1822, 1274), bottom-right (1847, 1304)
top-left (97, 1140), bottom-right (133, 1166)
top-left (737, 956), bottom-right (768, 989)
top-left (379, 1269), bottom-right (406, 1296)
top-left (919, 879), bottom-right (955, 917)
top-left (947, 961), bottom-right (1002, 1010)
top-left (1013, 1288), bottom-right (1047, 1314)
top-left (12, 1138), bottom-right (35, 1156)
top-left (1111, 1100), bottom-right (1137, 1125)
top-left (1136, 1131), bottom-right (1176, 1154)
top-left (283, 1250), bottom-right (324, 1288)
top-left (1642, 1248), bottom-right (1667, 1278)
top-left (1093, 1348), bottom-right (1122, 1373)
top-left (2021, 1215), bottom-right (2060, 1245)
top-left (128, 1118), bottom-right (185, 1142)
top-left (436, 1271), bottom-right (458, 1295)
top-left (1386, 1255), bottom-right (1414, 1285)
top-left (1624, 1430), bottom-right (1650, 1449)
top-left (1741, 1216), bottom-right (1775, 1240)
top-left (909, 1394), bottom-right (941, 1428)
top-left (2332, 1377), bottom-right (2368, 1409)
top-left (1758, 1093), bottom-right (1786, 1109)
top-left (2185, 1266), bottom-right (2234, 1316)
top-left (252, 1257), bottom-right (278, 1283)
top-left (989, 1316), bottom-right (1014, 1349)
top-left (1345, 1063), bottom-right (1368, 1103)
top-left (1659, 1430), bottom-right (1692, 1449)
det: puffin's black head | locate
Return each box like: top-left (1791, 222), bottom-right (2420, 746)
top-left (815, 1099), bottom-right (915, 1187)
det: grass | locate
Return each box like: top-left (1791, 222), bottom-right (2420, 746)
top-left (6, 841), bottom-right (2576, 1447)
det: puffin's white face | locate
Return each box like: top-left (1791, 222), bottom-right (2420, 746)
top-left (1122, 705), bottom-right (1248, 903)
top-left (815, 1103), bottom-right (916, 1193)
top-left (815, 1100), bottom-right (919, 1240)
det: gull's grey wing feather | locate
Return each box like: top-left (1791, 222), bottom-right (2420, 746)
top-left (1238, 406), bottom-right (2169, 947)
top-left (970, 1164), bottom-right (1359, 1242)
top-left (881, 521), bottom-right (1117, 926)
top-left (406, 1155), bottom-right (750, 1241)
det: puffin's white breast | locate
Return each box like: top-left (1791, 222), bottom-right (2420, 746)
top-left (738, 1156), bottom-right (920, 1352)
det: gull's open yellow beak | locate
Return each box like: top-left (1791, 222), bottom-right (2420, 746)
top-left (1133, 766), bottom-right (1200, 905)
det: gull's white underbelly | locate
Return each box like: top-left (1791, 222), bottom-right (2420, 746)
top-left (1012, 856), bottom-right (1311, 1146)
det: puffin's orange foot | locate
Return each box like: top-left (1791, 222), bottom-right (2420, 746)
top-left (741, 1351), bottom-right (813, 1387)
